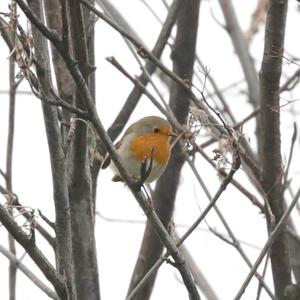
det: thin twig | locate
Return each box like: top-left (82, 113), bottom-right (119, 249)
top-left (37, 209), bottom-right (55, 231)
top-left (256, 253), bottom-right (270, 300)
top-left (186, 156), bottom-right (274, 297)
top-left (195, 145), bottom-right (265, 212)
top-left (106, 56), bottom-right (180, 129)
top-left (5, 6), bottom-right (19, 297)
top-left (49, 89), bottom-right (89, 118)
top-left (233, 186), bottom-right (300, 300)
top-left (280, 68), bottom-right (300, 92)
top-left (0, 186), bottom-right (56, 249)
top-left (218, 0), bottom-right (260, 108)
top-left (283, 123), bottom-right (297, 192)
top-left (0, 203), bottom-right (66, 298)
top-left (0, 168), bottom-right (7, 179)
top-left (0, 244), bottom-right (58, 299)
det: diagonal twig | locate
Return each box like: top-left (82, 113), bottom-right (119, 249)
top-left (233, 185), bottom-right (300, 299)
top-left (283, 122), bottom-right (297, 192)
top-left (0, 203), bottom-right (66, 298)
top-left (0, 244), bottom-right (58, 299)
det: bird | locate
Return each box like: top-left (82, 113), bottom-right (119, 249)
top-left (101, 116), bottom-right (176, 183)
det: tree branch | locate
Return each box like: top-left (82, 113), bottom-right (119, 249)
top-left (0, 204), bottom-right (66, 299)
top-left (0, 244), bottom-right (58, 299)
top-left (259, 1), bottom-right (291, 298)
top-left (66, 0), bottom-right (101, 298)
top-left (218, 0), bottom-right (260, 108)
top-left (7, 5), bottom-right (18, 296)
top-left (234, 185), bottom-right (300, 299)
top-left (0, 185), bottom-right (56, 249)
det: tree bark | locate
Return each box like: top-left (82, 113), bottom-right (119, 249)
top-left (44, 0), bottom-right (76, 131)
top-left (67, 1), bottom-right (101, 299)
top-left (259, 1), bottom-right (291, 299)
top-left (7, 51), bottom-right (17, 300)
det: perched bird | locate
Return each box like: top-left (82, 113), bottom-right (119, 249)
top-left (102, 116), bottom-right (176, 183)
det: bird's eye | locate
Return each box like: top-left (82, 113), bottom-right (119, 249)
top-left (153, 127), bottom-right (160, 133)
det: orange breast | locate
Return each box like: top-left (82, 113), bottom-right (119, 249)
top-left (130, 133), bottom-right (170, 165)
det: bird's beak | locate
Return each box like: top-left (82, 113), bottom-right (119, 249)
top-left (168, 132), bottom-right (177, 137)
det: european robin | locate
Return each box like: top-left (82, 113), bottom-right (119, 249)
top-left (102, 116), bottom-right (176, 183)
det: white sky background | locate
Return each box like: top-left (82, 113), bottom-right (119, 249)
top-left (0, 1), bottom-right (300, 299)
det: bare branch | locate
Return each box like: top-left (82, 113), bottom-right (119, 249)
top-left (0, 204), bottom-right (66, 298)
top-left (283, 123), bottom-right (297, 192)
top-left (106, 56), bottom-right (177, 125)
top-left (280, 67), bottom-right (300, 93)
top-left (194, 144), bottom-right (265, 212)
top-left (0, 16), bottom-right (14, 51)
top-left (0, 244), bottom-right (58, 299)
top-left (218, 0), bottom-right (260, 108)
top-left (259, 1), bottom-right (291, 298)
top-left (66, 0), bottom-right (101, 298)
top-left (0, 186), bottom-right (56, 249)
top-left (234, 185), bottom-right (300, 299)
top-left (6, 3), bottom-right (18, 297)
top-left (185, 157), bottom-right (274, 298)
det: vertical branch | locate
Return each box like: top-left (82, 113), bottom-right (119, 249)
top-left (7, 2), bottom-right (17, 298)
top-left (218, 0), bottom-right (260, 108)
top-left (44, 0), bottom-right (76, 124)
top-left (7, 45), bottom-right (17, 300)
top-left (83, 1), bottom-right (99, 203)
top-left (259, 1), bottom-right (290, 299)
top-left (66, 1), bottom-right (101, 299)
top-left (26, 0), bottom-right (77, 298)
top-left (127, 0), bottom-right (201, 299)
